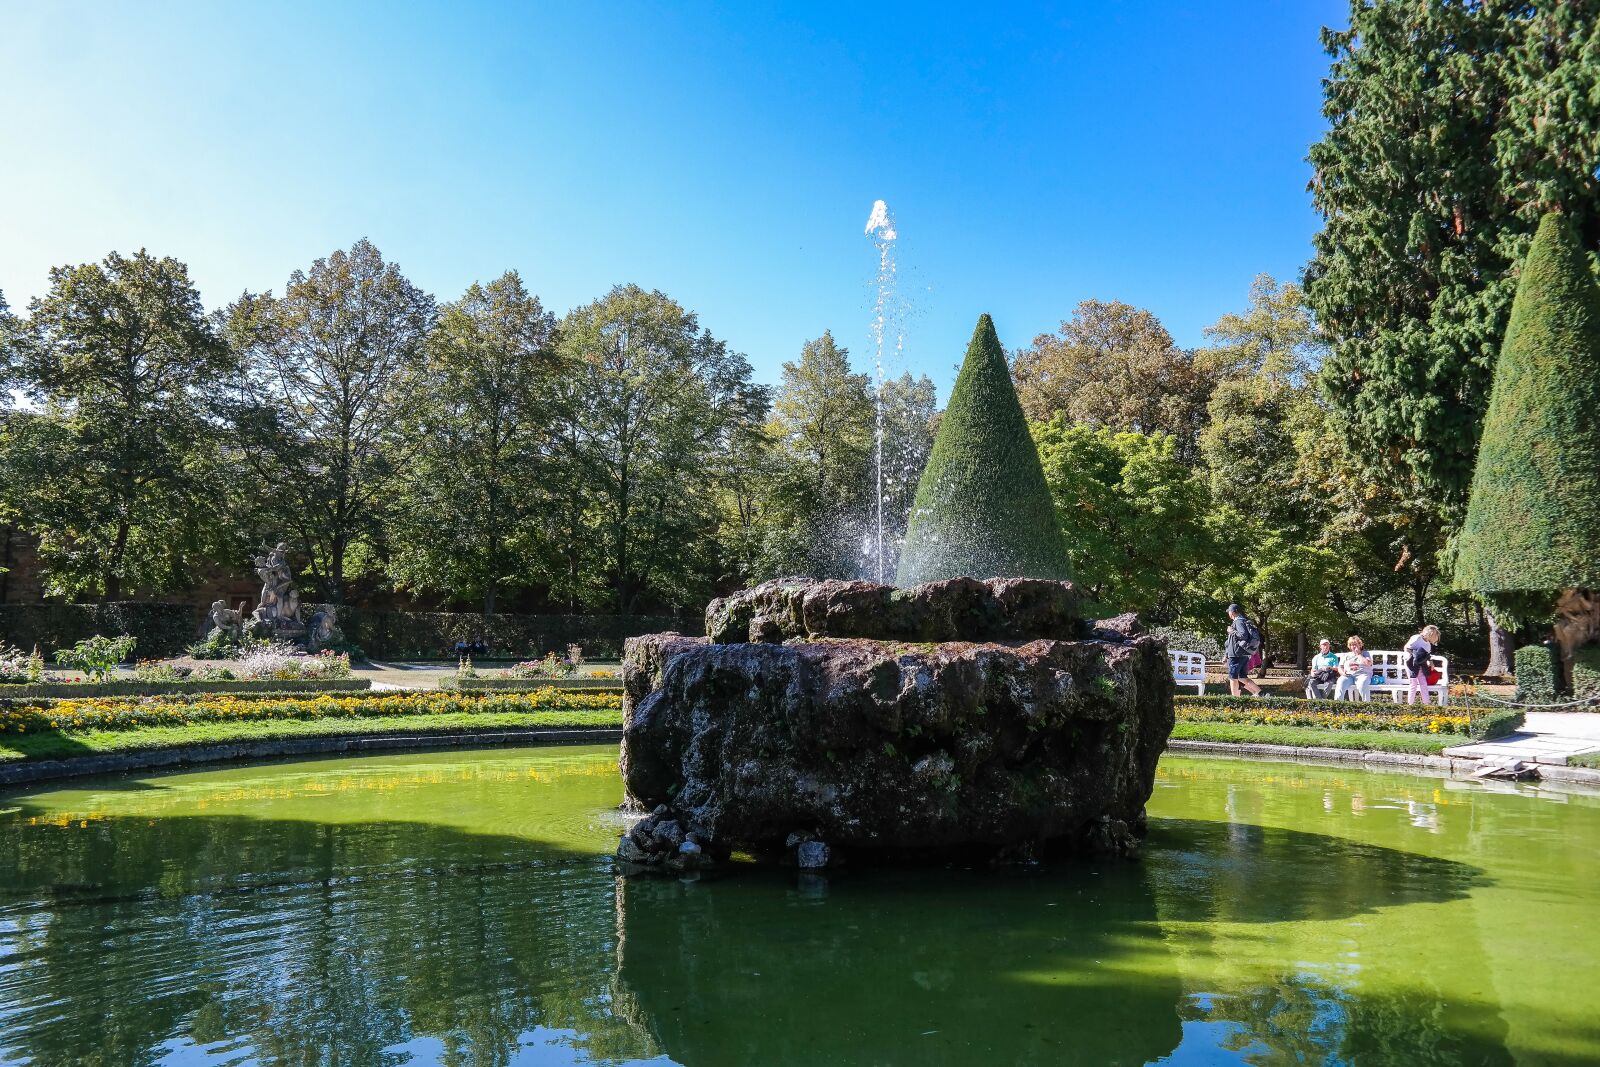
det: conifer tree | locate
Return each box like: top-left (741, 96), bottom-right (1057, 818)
top-left (897, 315), bottom-right (1069, 585)
top-left (1456, 213), bottom-right (1600, 660)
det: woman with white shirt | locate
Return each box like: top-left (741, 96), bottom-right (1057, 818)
top-left (1335, 635), bottom-right (1374, 701)
top-left (1404, 624), bottom-right (1442, 705)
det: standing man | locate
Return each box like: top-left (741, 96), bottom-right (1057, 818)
top-left (1225, 603), bottom-right (1264, 697)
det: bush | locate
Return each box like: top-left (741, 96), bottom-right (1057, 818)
top-left (897, 314), bottom-right (1070, 585)
top-left (319, 606), bottom-right (693, 659)
top-left (1174, 695), bottom-right (1518, 737)
top-left (55, 634), bottom-right (137, 681)
top-left (0, 602), bottom-right (198, 658)
top-left (1573, 645), bottom-right (1600, 702)
top-left (507, 653), bottom-right (576, 679)
top-left (1456, 213), bottom-right (1600, 616)
top-left (0, 687), bottom-right (621, 733)
top-left (440, 677), bottom-right (623, 692)
top-left (0, 645), bottom-right (43, 685)
top-left (1514, 644), bottom-right (1562, 703)
top-left (1148, 626), bottom-right (1221, 660)
top-left (0, 678), bottom-right (372, 699)
top-left (234, 644), bottom-right (352, 681)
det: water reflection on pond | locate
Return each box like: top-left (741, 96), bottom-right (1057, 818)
top-left (0, 746), bottom-right (1595, 1065)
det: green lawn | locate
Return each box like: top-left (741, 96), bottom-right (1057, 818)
top-left (1170, 720), bottom-right (1466, 754)
top-left (0, 709), bottom-right (623, 764)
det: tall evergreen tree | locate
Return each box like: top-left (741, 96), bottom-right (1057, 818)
top-left (898, 315), bottom-right (1069, 586)
top-left (1308, 0), bottom-right (1600, 505)
top-left (1456, 213), bottom-right (1600, 663)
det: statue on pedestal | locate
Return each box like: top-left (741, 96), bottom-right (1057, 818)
top-left (248, 543), bottom-right (306, 641)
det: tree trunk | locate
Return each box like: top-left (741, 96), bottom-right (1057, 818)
top-left (104, 521), bottom-right (130, 601)
top-left (1296, 626), bottom-right (1307, 670)
top-left (1412, 578), bottom-right (1427, 629)
top-left (1485, 610), bottom-right (1513, 678)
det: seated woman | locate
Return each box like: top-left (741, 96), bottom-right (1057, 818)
top-left (1334, 635), bottom-right (1374, 702)
top-left (1306, 638), bottom-right (1341, 699)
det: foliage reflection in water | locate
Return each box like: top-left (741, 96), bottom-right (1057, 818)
top-left (0, 747), bottom-right (1596, 1065)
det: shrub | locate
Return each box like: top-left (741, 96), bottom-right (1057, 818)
top-left (0, 602), bottom-right (198, 658)
top-left (316, 606), bottom-right (692, 659)
top-left (54, 634), bottom-right (137, 681)
top-left (1456, 213), bottom-right (1600, 620)
top-left (897, 314), bottom-right (1070, 585)
top-left (1572, 645), bottom-right (1600, 703)
top-left (1514, 644), bottom-right (1562, 703)
top-left (0, 645), bottom-right (42, 685)
top-left (234, 644), bottom-right (352, 681)
top-left (1148, 626), bottom-right (1221, 660)
top-left (0, 678), bottom-right (370, 699)
top-left (0, 687), bottom-right (622, 733)
top-left (1174, 695), bottom-right (1520, 738)
top-left (507, 653), bottom-right (575, 680)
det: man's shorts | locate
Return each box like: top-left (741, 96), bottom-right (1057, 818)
top-left (1227, 655), bottom-right (1251, 680)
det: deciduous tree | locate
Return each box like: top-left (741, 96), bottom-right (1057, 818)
top-left (225, 239), bottom-right (435, 603)
top-left (14, 251), bottom-right (237, 598)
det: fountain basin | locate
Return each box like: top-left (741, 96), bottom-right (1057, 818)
top-left (619, 579), bottom-right (1174, 869)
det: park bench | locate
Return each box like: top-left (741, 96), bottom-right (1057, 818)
top-left (1366, 650), bottom-right (1451, 704)
top-left (1168, 649), bottom-right (1207, 696)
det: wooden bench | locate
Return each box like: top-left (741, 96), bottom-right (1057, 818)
top-left (1168, 650), bottom-right (1206, 696)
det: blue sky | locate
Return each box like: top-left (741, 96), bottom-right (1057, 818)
top-left (1, 1), bottom-right (1347, 397)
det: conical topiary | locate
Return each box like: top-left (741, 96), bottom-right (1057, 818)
top-left (896, 314), bottom-right (1071, 585)
top-left (1456, 212), bottom-right (1600, 619)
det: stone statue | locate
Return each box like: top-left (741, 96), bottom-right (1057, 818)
top-left (208, 599), bottom-right (246, 642)
top-left (248, 542), bottom-right (305, 640)
top-left (307, 606), bottom-right (341, 650)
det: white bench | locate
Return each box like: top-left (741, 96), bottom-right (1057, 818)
top-left (1371, 650), bottom-right (1451, 704)
top-left (1169, 650), bottom-right (1206, 696)
top-left (1333, 651), bottom-right (1451, 705)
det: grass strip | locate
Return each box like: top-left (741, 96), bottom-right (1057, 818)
top-left (1170, 721), bottom-right (1465, 754)
top-left (0, 709), bottom-right (624, 764)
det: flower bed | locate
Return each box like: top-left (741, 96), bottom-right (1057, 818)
top-left (0, 678), bottom-right (373, 699)
top-left (0, 687), bottom-right (623, 734)
top-left (1174, 695), bottom-right (1523, 740)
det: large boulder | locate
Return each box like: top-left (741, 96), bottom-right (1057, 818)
top-left (619, 623), bottom-right (1173, 867)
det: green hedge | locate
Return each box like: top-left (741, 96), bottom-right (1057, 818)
top-left (0, 602), bottom-right (198, 657)
top-left (1571, 646), bottom-right (1600, 702)
top-left (439, 676), bottom-right (623, 691)
top-left (306, 606), bottom-right (695, 660)
top-left (0, 678), bottom-right (371, 699)
top-left (1173, 695), bottom-right (1523, 739)
top-left (1514, 644), bottom-right (1562, 703)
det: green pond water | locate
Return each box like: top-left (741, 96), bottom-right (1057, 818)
top-left (0, 747), bottom-right (1596, 1066)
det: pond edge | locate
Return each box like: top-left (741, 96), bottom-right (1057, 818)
top-left (0, 727), bottom-right (622, 788)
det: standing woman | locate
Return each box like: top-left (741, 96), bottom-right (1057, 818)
top-left (1404, 624), bottom-right (1442, 705)
top-left (1335, 635), bottom-right (1374, 701)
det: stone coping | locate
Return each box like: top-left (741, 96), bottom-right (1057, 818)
top-left (0, 728), bottom-right (621, 789)
top-left (1165, 738), bottom-right (1600, 790)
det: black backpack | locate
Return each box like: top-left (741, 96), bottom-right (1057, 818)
top-left (1239, 618), bottom-right (1262, 654)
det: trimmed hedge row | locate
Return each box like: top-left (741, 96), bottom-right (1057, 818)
top-left (440, 676), bottom-right (623, 691)
top-left (1173, 695), bottom-right (1523, 740)
top-left (1574, 646), bottom-right (1600, 702)
top-left (305, 606), bottom-right (696, 660)
top-left (0, 677), bottom-right (371, 700)
top-left (0, 688), bottom-right (623, 734)
top-left (0, 602), bottom-right (198, 658)
top-left (0, 602), bottom-right (698, 660)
